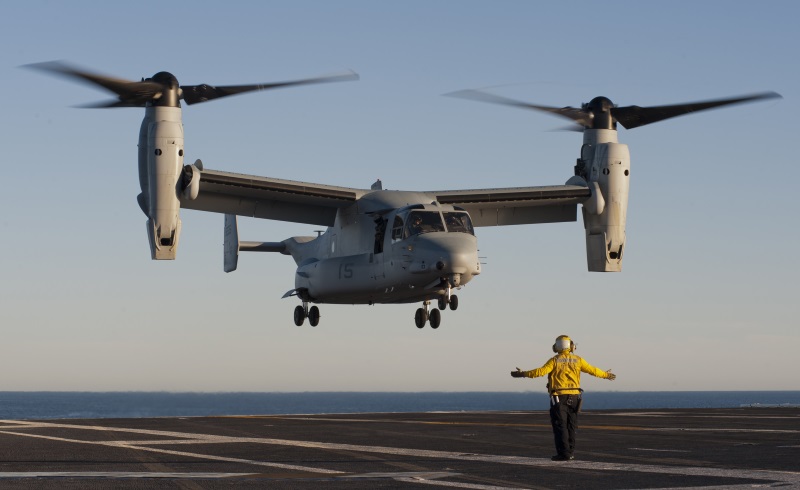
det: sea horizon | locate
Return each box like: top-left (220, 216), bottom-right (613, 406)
top-left (1, 391), bottom-right (798, 420)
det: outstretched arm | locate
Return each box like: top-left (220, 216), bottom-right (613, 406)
top-left (510, 358), bottom-right (555, 379)
top-left (580, 359), bottom-right (616, 380)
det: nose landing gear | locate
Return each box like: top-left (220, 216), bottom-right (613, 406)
top-left (436, 284), bottom-right (459, 311)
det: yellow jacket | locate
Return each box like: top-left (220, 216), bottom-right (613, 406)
top-left (522, 351), bottom-right (612, 395)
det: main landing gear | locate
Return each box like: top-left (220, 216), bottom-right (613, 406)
top-left (415, 301), bottom-right (440, 329)
top-left (294, 301), bottom-right (320, 327)
top-left (417, 285), bottom-right (460, 329)
top-left (416, 292), bottom-right (458, 329)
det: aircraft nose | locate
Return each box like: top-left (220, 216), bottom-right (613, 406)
top-left (415, 233), bottom-right (480, 276)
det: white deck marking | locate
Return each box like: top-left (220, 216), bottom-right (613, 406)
top-left (628, 448), bottom-right (691, 453)
top-left (0, 472), bottom-right (256, 479)
top-left (266, 415), bottom-right (800, 433)
top-left (393, 478), bottom-right (527, 490)
top-left (599, 412), bottom-right (800, 420)
top-left (646, 427), bottom-right (798, 433)
top-left (1, 420), bottom-right (798, 487)
top-left (0, 427), bottom-right (342, 475)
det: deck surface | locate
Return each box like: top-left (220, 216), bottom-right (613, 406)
top-left (0, 407), bottom-right (798, 488)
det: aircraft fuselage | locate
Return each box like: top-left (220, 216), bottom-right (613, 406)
top-left (285, 190), bottom-right (481, 305)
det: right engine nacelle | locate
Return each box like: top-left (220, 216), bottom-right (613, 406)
top-left (574, 129), bottom-right (631, 272)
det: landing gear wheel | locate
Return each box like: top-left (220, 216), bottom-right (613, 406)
top-left (415, 308), bottom-right (427, 328)
top-left (308, 306), bottom-right (320, 327)
top-left (437, 297), bottom-right (446, 310)
top-left (294, 305), bottom-right (306, 326)
top-left (449, 295), bottom-right (459, 311)
top-left (429, 309), bottom-right (441, 329)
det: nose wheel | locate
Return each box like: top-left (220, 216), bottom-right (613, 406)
top-left (437, 292), bottom-right (459, 311)
top-left (449, 294), bottom-right (458, 311)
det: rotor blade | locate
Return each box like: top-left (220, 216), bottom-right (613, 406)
top-left (23, 61), bottom-right (163, 103)
top-left (547, 124), bottom-right (585, 133)
top-left (75, 99), bottom-right (148, 109)
top-left (612, 91), bottom-right (782, 129)
top-left (444, 89), bottom-right (593, 127)
top-left (181, 70), bottom-right (360, 105)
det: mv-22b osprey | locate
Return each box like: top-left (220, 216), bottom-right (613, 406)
top-left (29, 62), bottom-right (780, 329)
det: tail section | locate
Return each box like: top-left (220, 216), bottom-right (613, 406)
top-left (223, 214), bottom-right (288, 272)
top-left (224, 214), bottom-right (240, 272)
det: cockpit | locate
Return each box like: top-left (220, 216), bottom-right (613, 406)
top-left (391, 210), bottom-right (474, 242)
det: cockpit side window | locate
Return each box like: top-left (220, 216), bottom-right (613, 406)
top-left (404, 211), bottom-right (445, 238)
top-left (391, 215), bottom-right (404, 242)
top-left (442, 212), bottom-right (475, 235)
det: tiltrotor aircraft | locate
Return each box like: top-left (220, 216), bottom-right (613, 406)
top-left (28, 62), bottom-right (780, 329)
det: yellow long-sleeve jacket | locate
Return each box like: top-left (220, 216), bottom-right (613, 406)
top-left (521, 351), bottom-right (612, 395)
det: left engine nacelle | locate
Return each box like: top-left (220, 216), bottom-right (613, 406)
top-left (138, 106), bottom-right (184, 260)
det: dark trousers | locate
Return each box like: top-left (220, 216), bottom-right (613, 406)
top-left (549, 394), bottom-right (579, 457)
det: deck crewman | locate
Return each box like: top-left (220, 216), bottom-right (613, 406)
top-left (511, 335), bottom-right (616, 461)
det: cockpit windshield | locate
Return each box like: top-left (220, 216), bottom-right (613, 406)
top-left (404, 211), bottom-right (445, 238)
top-left (397, 210), bottom-right (475, 239)
top-left (443, 212), bottom-right (474, 235)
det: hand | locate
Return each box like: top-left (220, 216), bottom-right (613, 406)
top-left (510, 368), bottom-right (525, 378)
top-left (606, 369), bottom-right (616, 381)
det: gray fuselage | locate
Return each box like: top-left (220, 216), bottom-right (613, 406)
top-left (284, 191), bottom-right (481, 305)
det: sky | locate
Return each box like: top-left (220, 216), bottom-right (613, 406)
top-left (0, 1), bottom-right (797, 393)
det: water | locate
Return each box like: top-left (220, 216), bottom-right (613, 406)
top-left (0, 392), bottom-right (797, 420)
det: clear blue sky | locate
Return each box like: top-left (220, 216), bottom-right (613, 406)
top-left (1, 1), bottom-right (796, 392)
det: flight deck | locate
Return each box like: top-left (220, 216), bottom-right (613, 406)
top-left (0, 407), bottom-right (797, 489)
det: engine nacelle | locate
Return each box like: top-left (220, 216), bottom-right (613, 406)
top-left (138, 106), bottom-right (185, 260)
top-left (576, 129), bottom-right (630, 272)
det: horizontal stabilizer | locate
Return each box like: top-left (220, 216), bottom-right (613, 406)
top-left (240, 241), bottom-right (286, 253)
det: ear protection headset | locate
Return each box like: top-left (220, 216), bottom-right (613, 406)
top-left (552, 335), bottom-right (576, 353)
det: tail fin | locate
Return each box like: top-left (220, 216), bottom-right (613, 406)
top-left (224, 214), bottom-right (239, 273)
top-left (223, 214), bottom-right (289, 272)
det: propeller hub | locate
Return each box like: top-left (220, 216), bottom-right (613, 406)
top-left (146, 71), bottom-right (180, 107)
top-left (148, 71), bottom-right (179, 87)
top-left (584, 96), bottom-right (616, 130)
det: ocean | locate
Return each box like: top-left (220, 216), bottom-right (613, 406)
top-left (0, 392), bottom-right (798, 420)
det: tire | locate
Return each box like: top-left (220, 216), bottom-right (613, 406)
top-left (429, 309), bottom-right (441, 329)
top-left (415, 308), bottom-right (426, 328)
top-left (308, 306), bottom-right (320, 327)
top-left (294, 305), bottom-right (306, 326)
top-left (437, 297), bottom-right (446, 310)
top-left (449, 294), bottom-right (459, 311)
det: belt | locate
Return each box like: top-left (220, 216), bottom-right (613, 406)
top-left (550, 393), bottom-right (582, 405)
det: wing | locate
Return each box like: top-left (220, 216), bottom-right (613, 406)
top-left (431, 185), bottom-right (591, 226)
top-left (181, 169), bottom-right (367, 226)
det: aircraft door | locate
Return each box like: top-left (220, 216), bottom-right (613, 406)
top-left (372, 217), bottom-right (388, 281)
top-left (388, 212), bottom-right (412, 272)
top-left (373, 218), bottom-right (387, 254)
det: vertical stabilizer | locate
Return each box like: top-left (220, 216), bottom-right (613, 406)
top-left (224, 214), bottom-right (239, 272)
